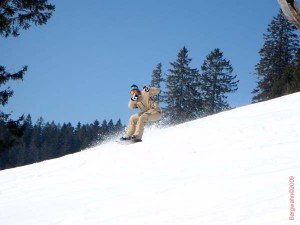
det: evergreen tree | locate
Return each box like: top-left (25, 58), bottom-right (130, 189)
top-left (114, 119), bottom-right (124, 136)
top-left (163, 46), bottom-right (202, 124)
top-left (150, 63), bottom-right (163, 103)
top-left (41, 121), bottom-right (59, 160)
top-left (22, 115), bottom-right (33, 164)
top-left (76, 124), bottom-right (89, 150)
top-left (0, 0), bottom-right (55, 37)
top-left (74, 122), bottom-right (83, 150)
top-left (290, 52), bottom-right (300, 92)
top-left (200, 48), bottom-right (239, 115)
top-left (276, 50), bottom-right (300, 94)
top-left (28, 117), bottom-right (45, 163)
top-left (107, 119), bottom-right (114, 134)
top-left (59, 123), bottom-right (75, 155)
top-left (23, 115), bottom-right (33, 149)
top-left (0, 66), bottom-right (27, 152)
top-left (252, 10), bottom-right (300, 102)
top-left (99, 120), bottom-right (109, 140)
top-left (91, 120), bottom-right (101, 144)
top-left (0, 0), bottom-right (55, 152)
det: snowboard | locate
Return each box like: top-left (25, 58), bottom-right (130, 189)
top-left (116, 139), bottom-right (142, 145)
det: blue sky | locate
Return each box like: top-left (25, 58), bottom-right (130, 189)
top-left (1, 0), bottom-right (280, 126)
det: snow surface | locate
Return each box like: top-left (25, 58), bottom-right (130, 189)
top-left (1, 93), bottom-right (300, 225)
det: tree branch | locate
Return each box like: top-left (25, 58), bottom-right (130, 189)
top-left (0, 0), bottom-right (9, 9)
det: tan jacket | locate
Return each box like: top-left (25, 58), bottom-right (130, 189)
top-left (128, 87), bottom-right (161, 113)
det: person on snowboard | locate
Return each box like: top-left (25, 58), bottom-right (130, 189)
top-left (120, 84), bottom-right (161, 142)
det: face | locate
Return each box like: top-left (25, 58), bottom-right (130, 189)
top-left (130, 89), bottom-right (139, 95)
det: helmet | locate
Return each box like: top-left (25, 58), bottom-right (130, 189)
top-left (130, 84), bottom-right (140, 95)
top-left (130, 84), bottom-right (139, 91)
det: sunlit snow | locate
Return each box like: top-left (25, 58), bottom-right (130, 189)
top-left (0, 93), bottom-right (299, 225)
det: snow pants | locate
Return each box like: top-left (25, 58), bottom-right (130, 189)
top-left (126, 110), bottom-right (161, 139)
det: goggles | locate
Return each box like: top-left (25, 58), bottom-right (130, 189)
top-left (130, 89), bottom-right (139, 95)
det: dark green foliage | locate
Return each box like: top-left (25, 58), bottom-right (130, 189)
top-left (114, 119), bottom-right (123, 132)
top-left (0, 66), bottom-right (27, 106)
top-left (0, 0), bottom-right (55, 37)
top-left (252, 10), bottom-right (300, 102)
top-left (275, 51), bottom-right (300, 95)
top-left (0, 66), bottom-right (28, 152)
top-left (0, 117), bottom-right (125, 170)
top-left (162, 46), bottom-right (202, 124)
top-left (0, 0), bottom-right (55, 153)
top-left (200, 48), bottom-right (239, 115)
top-left (154, 46), bottom-right (238, 125)
top-left (150, 63), bottom-right (163, 103)
top-left (0, 115), bottom-right (26, 152)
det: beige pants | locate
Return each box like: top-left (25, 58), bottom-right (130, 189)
top-left (126, 110), bottom-right (161, 139)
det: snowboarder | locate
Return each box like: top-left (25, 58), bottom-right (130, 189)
top-left (120, 84), bottom-right (161, 143)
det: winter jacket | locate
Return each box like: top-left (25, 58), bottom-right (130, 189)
top-left (128, 87), bottom-right (161, 113)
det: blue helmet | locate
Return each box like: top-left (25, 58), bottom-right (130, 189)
top-left (130, 84), bottom-right (139, 92)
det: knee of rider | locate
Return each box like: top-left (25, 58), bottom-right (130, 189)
top-left (139, 114), bottom-right (149, 123)
top-left (129, 114), bottom-right (138, 123)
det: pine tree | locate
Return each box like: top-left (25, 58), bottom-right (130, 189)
top-left (0, 0), bottom-right (55, 152)
top-left (0, 0), bottom-right (55, 37)
top-left (252, 10), bottom-right (300, 102)
top-left (23, 115), bottom-right (33, 149)
top-left (27, 117), bottom-right (45, 163)
top-left (59, 123), bottom-right (75, 155)
top-left (276, 50), bottom-right (300, 94)
top-left (200, 48), bottom-right (238, 115)
top-left (76, 124), bottom-right (89, 150)
top-left (40, 121), bottom-right (60, 160)
top-left (89, 120), bottom-right (101, 144)
top-left (99, 120), bottom-right (109, 142)
top-left (74, 122), bottom-right (82, 150)
top-left (150, 63), bottom-right (163, 103)
top-left (163, 46), bottom-right (202, 124)
top-left (114, 119), bottom-right (124, 135)
top-left (107, 119), bottom-right (114, 134)
top-left (0, 66), bottom-right (27, 152)
top-left (289, 52), bottom-right (300, 92)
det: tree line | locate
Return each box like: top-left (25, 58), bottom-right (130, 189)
top-left (0, 115), bottom-right (124, 169)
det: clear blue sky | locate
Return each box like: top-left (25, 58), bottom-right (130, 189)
top-left (1, 0), bottom-right (280, 126)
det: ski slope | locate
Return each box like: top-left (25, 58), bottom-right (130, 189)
top-left (0, 93), bottom-right (300, 225)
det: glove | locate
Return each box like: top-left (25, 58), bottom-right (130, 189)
top-left (143, 86), bottom-right (150, 92)
top-left (131, 94), bottom-right (138, 101)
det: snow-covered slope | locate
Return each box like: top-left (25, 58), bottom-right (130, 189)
top-left (1, 93), bottom-right (300, 225)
